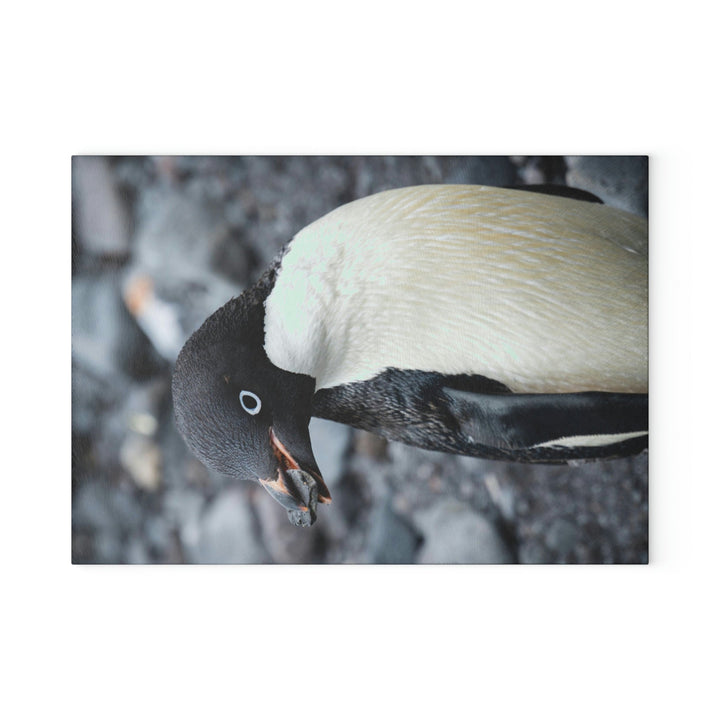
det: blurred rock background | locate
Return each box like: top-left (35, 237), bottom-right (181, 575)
top-left (71, 155), bottom-right (648, 564)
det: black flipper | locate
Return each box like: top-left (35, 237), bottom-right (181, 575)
top-left (313, 369), bottom-right (647, 464)
top-left (505, 184), bottom-right (604, 204)
top-left (443, 387), bottom-right (647, 461)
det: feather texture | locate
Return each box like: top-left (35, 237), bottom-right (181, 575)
top-left (264, 184), bottom-right (647, 394)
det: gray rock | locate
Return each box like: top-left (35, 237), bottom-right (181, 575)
top-left (72, 363), bottom-right (123, 437)
top-left (145, 515), bottom-right (173, 556)
top-left (565, 156), bottom-right (648, 216)
top-left (89, 377), bottom-right (167, 482)
top-left (126, 537), bottom-right (151, 564)
top-left (415, 499), bottom-right (514, 564)
top-left (72, 272), bottom-right (162, 397)
top-left (73, 480), bottom-right (143, 535)
top-left (445, 156), bottom-right (517, 187)
top-left (546, 518), bottom-right (580, 555)
top-left (353, 429), bottom-right (389, 460)
top-left (72, 481), bottom-right (146, 565)
top-left (119, 434), bottom-right (162, 491)
top-left (483, 472), bottom-right (515, 522)
top-left (73, 481), bottom-right (116, 532)
top-left (366, 498), bottom-right (420, 564)
top-left (72, 274), bottom-right (133, 380)
top-left (510, 156), bottom-right (546, 185)
top-left (94, 531), bottom-right (125, 564)
top-left (506, 453), bottom-right (648, 564)
top-left (163, 488), bottom-right (205, 551)
top-left (519, 541), bottom-right (553, 564)
top-left (125, 190), bottom-right (242, 361)
top-left (120, 377), bottom-right (166, 437)
top-left (189, 488), bottom-right (269, 564)
top-left (72, 156), bottom-right (131, 257)
top-left (71, 531), bottom-right (94, 564)
top-left (509, 156), bottom-right (569, 185)
top-left (122, 270), bottom-right (187, 363)
top-left (133, 190), bottom-right (229, 280)
top-left (309, 417), bottom-right (352, 492)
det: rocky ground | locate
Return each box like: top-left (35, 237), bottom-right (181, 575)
top-left (71, 155), bottom-right (648, 563)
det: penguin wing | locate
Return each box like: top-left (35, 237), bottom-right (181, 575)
top-left (443, 386), bottom-right (648, 461)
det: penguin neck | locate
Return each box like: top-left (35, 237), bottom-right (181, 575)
top-left (262, 185), bottom-right (649, 394)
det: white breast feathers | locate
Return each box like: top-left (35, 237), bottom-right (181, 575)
top-left (263, 185), bottom-right (648, 394)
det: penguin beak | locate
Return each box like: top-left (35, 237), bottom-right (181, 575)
top-left (258, 427), bottom-right (332, 527)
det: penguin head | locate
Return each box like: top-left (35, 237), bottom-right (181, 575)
top-left (171, 291), bottom-right (332, 527)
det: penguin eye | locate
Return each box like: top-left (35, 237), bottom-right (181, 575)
top-left (239, 390), bottom-right (261, 415)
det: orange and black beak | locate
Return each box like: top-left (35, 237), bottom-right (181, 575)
top-left (259, 427), bottom-right (332, 527)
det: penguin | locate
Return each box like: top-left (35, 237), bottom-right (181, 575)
top-left (172, 184), bottom-right (648, 527)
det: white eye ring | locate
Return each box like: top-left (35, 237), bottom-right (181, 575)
top-left (239, 390), bottom-right (262, 415)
